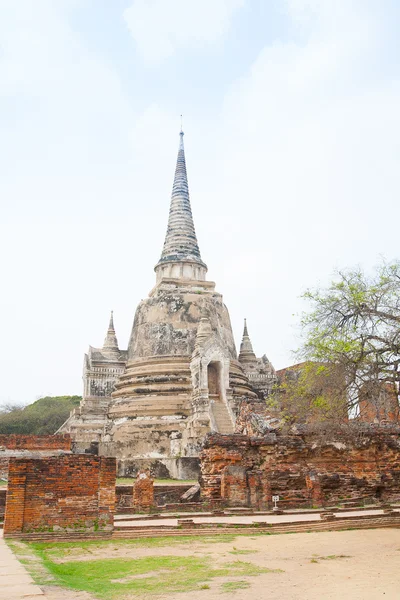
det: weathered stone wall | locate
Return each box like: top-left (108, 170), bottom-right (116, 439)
top-left (0, 434), bottom-right (71, 451)
top-left (4, 455), bottom-right (116, 536)
top-left (200, 430), bottom-right (400, 509)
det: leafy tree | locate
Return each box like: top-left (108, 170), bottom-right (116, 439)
top-left (299, 260), bottom-right (400, 413)
top-left (0, 396), bottom-right (81, 435)
top-left (271, 362), bottom-right (348, 425)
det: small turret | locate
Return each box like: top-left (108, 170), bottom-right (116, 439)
top-left (238, 319), bottom-right (257, 363)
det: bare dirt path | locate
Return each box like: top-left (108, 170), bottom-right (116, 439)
top-left (154, 528), bottom-right (400, 600)
top-left (0, 532), bottom-right (48, 599)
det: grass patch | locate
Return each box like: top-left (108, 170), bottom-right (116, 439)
top-left (310, 554), bottom-right (351, 563)
top-left (28, 535), bottom-right (239, 561)
top-left (221, 580), bottom-right (251, 592)
top-left (229, 549), bottom-right (258, 555)
top-left (25, 548), bottom-right (275, 599)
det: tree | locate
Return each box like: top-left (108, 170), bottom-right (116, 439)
top-left (299, 260), bottom-right (400, 414)
top-left (0, 396), bottom-right (81, 434)
top-left (271, 361), bottom-right (348, 425)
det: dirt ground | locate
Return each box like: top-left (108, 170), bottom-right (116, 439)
top-left (39, 528), bottom-right (400, 600)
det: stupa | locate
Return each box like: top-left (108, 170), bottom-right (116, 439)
top-left (61, 130), bottom-right (272, 478)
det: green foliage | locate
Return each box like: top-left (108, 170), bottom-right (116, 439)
top-left (299, 259), bottom-right (400, 411)
top-left (271, 361), bottom-right (348, 424)
top-left (0, 396), bottom-right (81, 434)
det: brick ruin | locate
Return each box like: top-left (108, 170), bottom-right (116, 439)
top-left (0, 434), bottom-right (71, 450)
top-left (133, 470), bottom-right (155, 511)
top-left (4, 455), bottom-right (116, 537)
top-left (200, 428), bottom-right (400, 509)
top-left (0, 433), bottom-right (72, 480)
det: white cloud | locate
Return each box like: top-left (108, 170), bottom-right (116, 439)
top-left (123, 0), bottom-right (244, 64)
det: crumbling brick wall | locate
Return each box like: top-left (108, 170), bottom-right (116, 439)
top-left (116, 483), bottom-right (193, 511)
top-left (0, 434), bottom-right (72, 482)
top-left (133, 470), bottom-right (154, 510)
top-left (4, 455), bottom-right (116, 536)
top-left (0, 434), bottom-right (71, 451)
top-left (200, 429), bottom-right (400, 509)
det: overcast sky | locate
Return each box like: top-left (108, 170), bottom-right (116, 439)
top-left (1, 0), bottom-right (400, 406)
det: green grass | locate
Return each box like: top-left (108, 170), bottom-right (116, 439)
top-left (310, 554), bottom-right (352, 563)
top-left (0, 479), bottom-right (7, 487)
top-left (21, 543), bottom-right (276, 599)
top-left (221, 580), bottom-right (251, 592)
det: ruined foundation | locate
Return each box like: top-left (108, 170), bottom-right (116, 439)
top-left (4, 454), bottom-right (116, 537)
top-left (200, 429), bottom-right (400, 509)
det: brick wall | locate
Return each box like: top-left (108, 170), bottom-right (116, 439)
top-left (200, 430), bottom-right (400, 509)
top-left (133, 470), bottom-right (154, 510)
top-left (4, 455), bottom-right (116, 536)
top-left (0, 434), bottom-right (71, 451)
top-left (115, 483), bottom-right (193, 512)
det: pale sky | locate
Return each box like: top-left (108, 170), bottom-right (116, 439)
top-left (1, 0), bottom-right (400, 406)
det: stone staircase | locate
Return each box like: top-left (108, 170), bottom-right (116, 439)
top-left (209, 395), bottom-right (234, 434)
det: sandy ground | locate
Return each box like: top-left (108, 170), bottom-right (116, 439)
top-left (38, 528), bottom-right (400, 600)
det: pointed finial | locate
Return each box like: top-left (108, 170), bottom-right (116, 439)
top-left (238, 317), bottom-right (256, 362)
top-left (103, 310), bottom-right (119, 357)
top-left (179, 117), bottom-right (184, 149)
top-left (243, 318), bottom-right (249, 337)
top-left (180, 114), bottom-right (183, 133)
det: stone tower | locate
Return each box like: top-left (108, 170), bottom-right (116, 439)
top-left (103, 130), bottom-right (256, 478)
top-left (61, 131), bottom-right (260, 478)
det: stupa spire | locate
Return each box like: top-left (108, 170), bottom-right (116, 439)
top-left (155, 130), bottom-right (207, 282)
top-left (102, 310), bottom-right (120, 358)
top-left (238, 319), bottom-right (257, 362)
